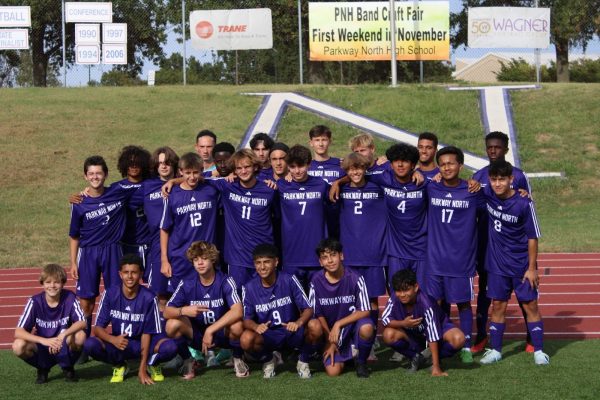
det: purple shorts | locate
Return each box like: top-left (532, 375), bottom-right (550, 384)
top-left (323, 317), bottom-right (373, 367)
top-left (228, 265), bottom-right (257, 287)
top-left (76, 243), bottom-right (122, 299)
top-left (147, 236), bottom-right (169, 296)
top-left (347, 265), bottom-right (386, 298)
top-left (121, 242), bottom-right (150, 278)
top-left (387, 256), bottom-right (426, 288)
top-left (261, 326), bottom-right (305, 352)
top-left (486, 272), bottom-right (538, 302)
top-left (425, 274), bottom-right (474, 304)
top-left (190, 323), bottom-right (229, 351)
top-left (85, 333), bottom-right (169, 365)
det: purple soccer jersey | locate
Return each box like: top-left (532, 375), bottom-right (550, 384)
top-left (473, 165), bottom-right (531, 195)
top-left (257, 167), bottom-right (274, 182)
top-left (416, 166), bottom-right (440, 181)
top-left (69, 184), bottom-right (131, 247)
top-left (160, 183), bottom-right (219, 278)
top-left (208, 178), bottom-right (278, 268)
top-left (277, 176), bottom-right (329, 268)
top-left (95, 285), bottom-right (162, 340)
top-left (18, 290), bottom-right (85, 338)
top-left (167, 271), bottom-right (241, 328)
top-left (117, 179), bottom-right (151, 246)
top-left (338, 181), bottom-right (387, 266)
top-left (242, 272), bottom-right (311, 326)
top-left (309, 268), bottom-right (370, 329)
top-left (368, 170), bottom-right (428, 261)
top-left (366, 160), bottom-right (390, 176)
top-left (485, 192), bottom-right (541, 277)
top-left (143, 178), bottom-right (167, 231)
top-left (381, 290), bottom-right (450, 343)
top-left (426, 180), bottom-right (485, 278)
top-left (308, 158), bottom-right (346, 184)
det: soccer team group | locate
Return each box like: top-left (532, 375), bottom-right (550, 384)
top-left (13, 125), bottom-right (550, 385)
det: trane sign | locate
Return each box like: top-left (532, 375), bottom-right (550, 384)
top-left (190, 8), bottom-right (273, 51)
top-left (468, 7), bottom-right (550, 49)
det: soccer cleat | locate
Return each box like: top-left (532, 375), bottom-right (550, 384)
top-left (367, 346), bottom-right (378, 362)
top-left (262, 358), bottom-right (276, 379)
top-left (407, 353), bottom-right (424, 373)
top-left (389, 351), bottom-right (405, 362)
top-left (480, 349), bottom-right (502, 365)
top-left (296, 360), bottom-right (311, 379)
top-left (534, 350), bottom-right (550, 365)
top-left (471, 336), bottom-right (489, 353)
top-left (355, 362), bottom-right (370, 378)
top-left (206, 350), bottom-right (219, 367)
top-left (420, 347), bottom-right (432, 366)
top-left (233, 357), bottom-right (250, 378)
top-left (35, 368), bottom-right (49, 384)
top-left (148, 365), bottom-right (164, 382)
top-left (75, 352), bottom-right (89, 365)
top-left (460, 348), bottom-right (474, 364)
top-left (162, 354), bottom-right (184, 370)
top-left (372, 337), bottom-right (381, 350)
top-left (216, 349), bottom-right (233, 366)
top-left (525, 342), bottom-right (535, 353)
top-left (189, 346), bottom-right (205, 362)
top-left (272, 351), bottom-right (284, 366)
top-left (181, 358), bottom-right (199, 380)
top-left (62, 367), bottom-right (78, 382)
top-left (110, 364), bottom-right (129, 383)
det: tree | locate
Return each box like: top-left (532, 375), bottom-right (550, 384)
top-left (2, 0), bottom-right (168, 86)
top-left (450, 0), bottom-right (600, 82)
top-left (0, 51), bottom-right (20, 87)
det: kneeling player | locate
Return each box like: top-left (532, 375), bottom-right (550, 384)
top-left (310, 238), bottom-right (375, 378)
top-left (382, 270), bottom-right (465, 376)
top-left (479, 161), bottom-right (549, 366)
top-left (241, 244), bottom-right (321, 379)
top-left (13, 264), bottom-right (86, 384)
top-left (164, 241), bottom-right (248, 379)
top-left (84, 255), bottom-right (177, 384)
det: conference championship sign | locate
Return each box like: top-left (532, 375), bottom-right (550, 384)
top-left (468, 7), bottom-right (550, 48)
top-left (190, 8), bottom-right (273, 51)
top-left (309, 1), bottom-right (449, 61)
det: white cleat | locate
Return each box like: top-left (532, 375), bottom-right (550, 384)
top-left (233, 357), bottom-right (250, 378)
top-left (262, 358), bottom-right (276, 379)
top-left (296, 360), bottom-right (311, 379)
top-left (534, 350), bottom-right (550, 365)
top-left (389, 351), bottom-right (405, 362)
top-left (480, 349), bottom-right (502, 365)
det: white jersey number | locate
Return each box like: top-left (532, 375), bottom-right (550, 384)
top-left (354, 201), bottom-right (363, 215)
top-left (299, 201), bottom-right (307, 216)
top-left (241, 205), bottom-right (251, 220)
top-left (189, 212), bottom-right (202, 227)
top-left (441, 209), bottom-right (454, 224)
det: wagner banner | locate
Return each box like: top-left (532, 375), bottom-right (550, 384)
top-left (468, 7), bottom-right (550, 49)
top-left (309, 1), bottom-right (449, 61)
top-left (190, 8), bottom-right (272, 51)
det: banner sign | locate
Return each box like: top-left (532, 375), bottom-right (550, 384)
top-left (189, 8), bottom-right (273, 50)
top-left (65, 2), bottom-right (112, 23)
top-left (103, 23), bottom-right (127, 44)
top-left (75, 44), bottom-right (100, 64)
top-left (0, 6), bottom-right (31, 27)
top-left (468, 7), bottom-right (550, 49)
top-left (75, 24), bottom-right (100, 45)
top-left (102, 43), bottom-right (127, 64)
top-left (309, 1), bottom-right (449, 61)
top-left (0, 29), bottom-right (29, 49)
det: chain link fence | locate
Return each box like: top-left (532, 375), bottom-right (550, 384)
top-left (1, 0), bottom-right (598, 87)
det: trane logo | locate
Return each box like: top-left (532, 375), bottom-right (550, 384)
top-left (218, 25), bottom-right (247, 33)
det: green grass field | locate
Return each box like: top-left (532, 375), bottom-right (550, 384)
top-left (1, 340), bottom-right (599, 399)
top-left (0, 83), bottom-right (599, 268)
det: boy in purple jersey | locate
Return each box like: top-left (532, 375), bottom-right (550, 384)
top-left (160, 153), bottom-right (219, 293)
top-left (270, 142), bottom-right (289, 180)
top-left (349, 132), bottom-right (390, 176)
top-left (250, 132), bottom-right (275, 181)
top-left (277, 145), bottom-right (330, 289)
top-left (382, 269), bottom-right (465, 376)
top-left (163, 241), bottom-right (248, 379)
top-left (416, 132), bottom-right (440, 180)
top-left (336, 153), bottom-right (386, 328)
top-left (116, 146), bottom-right (152, 270)
top-left (69, 155), bottom-right (132, 340)
top-left (13, 264), bottom-right (86, 384)
top-left (425, 146), bottom-right (485, 364)
top-left (241, 244), bottom-right (321, 379)
top-left (84, 255), bottom-right (177, 384)
top-left (479, 161), bottom-right (549, 366)
top-left (144, 147), bottom-right (179, 307)
top-left (472, 131), bottom-right (533, 354)
top-left (310, 238), bottom-right (374, 378)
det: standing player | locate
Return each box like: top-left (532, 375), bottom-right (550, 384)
top-left (163, 241), bottom-right (248, 379)
top-left (471, 131), bottom-right (532, 353)
top-left (212, 142), bottom-right (236, 178)
top-left (13, 264), bottom-right (86, 384)
top-left (84, 255), bottom-right (177, 384)
top-left (160, 153), bottom-right (220, 292)
top-left (310, 238), bottom-right (375, 378)
top-left (478, 161), bottom-right (549, 365)
top-left (349, 133), bottom-right (389, 176)
top-left (241, 244), bottom-right (321, 379)
top-left (144, 147), bottom-right (179, 306)
top-left (195, 130), bottom-right (217, 173)
top-left (269, 142), bottom-right (290, 180)
top-left (425, 146), bottom-right (485, 364)
top-left (69, 155), bottom-right (132, 340)
top-left (416, 132), bottom-right (440, 180)
top-left (381, 269), bottom-right (465, 376)
top-left (250, 132), bottom-right (275, 181)
top-left (277, 145), bottom-right (330, 289)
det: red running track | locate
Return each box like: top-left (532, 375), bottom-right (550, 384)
top-left (0, 253), bottom-right (598, 349)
